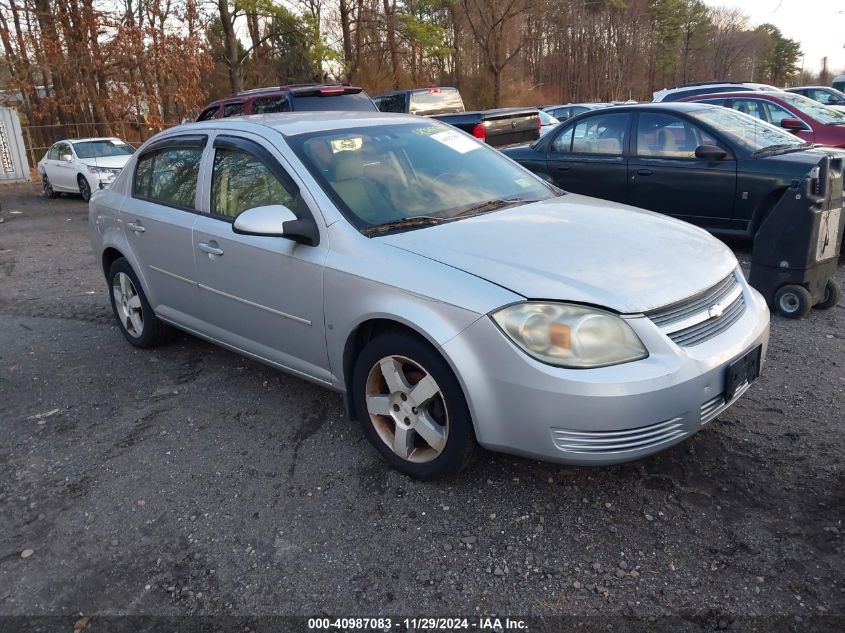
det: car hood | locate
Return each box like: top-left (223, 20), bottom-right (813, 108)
top-left (378, 195), bottom-right (737, 313)
top-left (78, 155), bottom-right (131, 169)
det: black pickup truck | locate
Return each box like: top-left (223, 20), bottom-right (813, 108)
top-left (372, 87), bottom-right (540, 148)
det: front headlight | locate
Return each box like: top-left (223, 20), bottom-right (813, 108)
top-left (491, 302), bottom-right (648, 368)
top-left (87, 166), bottom-right (119, 175)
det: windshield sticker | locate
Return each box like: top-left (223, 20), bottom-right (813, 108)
top-left (431, 130), bottom-right (480, 154)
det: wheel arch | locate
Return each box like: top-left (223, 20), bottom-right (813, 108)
top-left (342, 317), bottom-right (459, 421)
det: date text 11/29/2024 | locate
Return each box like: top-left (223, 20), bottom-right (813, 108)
top-left (307, 617), bottom-right (528, 631)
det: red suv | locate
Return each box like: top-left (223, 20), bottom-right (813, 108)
top-left (197, 84), bottom-right (377, 120)
top-left (680, 91), bottom-right (845, 147)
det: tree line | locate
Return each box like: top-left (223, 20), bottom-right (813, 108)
top-left (0, 0), bottom-right (810, 136)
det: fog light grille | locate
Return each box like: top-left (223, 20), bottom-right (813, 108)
top-left (551, 418), bottom-right (686, 455)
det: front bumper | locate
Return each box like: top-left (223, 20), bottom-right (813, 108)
top-left (441, 278), bottom-right (771, 466)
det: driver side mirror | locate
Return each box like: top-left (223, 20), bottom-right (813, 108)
top-left (61, 154), bottom-right (73, 162)
top-left (232, 204), bottom-right (319, 246)
top-left (694, 145), bottom-right (727, 161)
top-left (780, 117), bottom-right (804, 131)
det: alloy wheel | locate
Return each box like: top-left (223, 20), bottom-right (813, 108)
top-left (112, 272), bottom-right (144, 337)
top-left (365, 355), bottom-right (449, 463)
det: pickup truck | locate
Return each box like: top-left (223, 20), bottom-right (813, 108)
top-left (372, 87), bottom-right (540, 147)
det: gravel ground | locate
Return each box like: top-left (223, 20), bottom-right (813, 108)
top-left (0, 183), bottom-right (843, 631)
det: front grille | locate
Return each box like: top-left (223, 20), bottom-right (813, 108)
top-left (551, 417), bottom-right (686, 455)
top-left (646, 271), bottom-right (746, 347)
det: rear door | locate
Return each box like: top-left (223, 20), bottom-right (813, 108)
top-left (120, 135), bottom-right (205, 326)
top-left (192, 132), bottom-right (331, 382)
top-left (544, 111), bottom-right (630, 202)
top-left (628, 111), bottom-right (737, 229)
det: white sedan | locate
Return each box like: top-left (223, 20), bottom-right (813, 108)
top-left (38, 137), bottom-right (135, 202)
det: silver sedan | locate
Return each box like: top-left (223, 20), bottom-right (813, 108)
top-left (88, 112), bottom-right (770, 478)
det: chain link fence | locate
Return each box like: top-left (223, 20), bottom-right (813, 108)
top-left (20, 121), bottom-right (178, 175)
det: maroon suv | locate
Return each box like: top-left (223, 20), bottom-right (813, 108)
top-left (197, 84), bottom-right (377, 120)
top-left (680, 91), bottom-right (845, 148)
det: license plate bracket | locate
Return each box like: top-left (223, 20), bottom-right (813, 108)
top-left (724, 345), bottom-right (762, 402)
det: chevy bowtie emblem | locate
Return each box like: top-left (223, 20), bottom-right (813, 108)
top-left (511, 121), bottom-right (517, 129)
top-left (708, 304), bottom-right (724, 319)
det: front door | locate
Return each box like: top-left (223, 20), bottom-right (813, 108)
top-left (53, 142), bottom-right (77, 190)
top-left (545, 111), bottom-right (630, 203)
top-left (628, 112), bottom-right (737, 230)
top-left (192, 133), bottom-right (330, 383)
top-left (120, 136), bottom-right (205, 326)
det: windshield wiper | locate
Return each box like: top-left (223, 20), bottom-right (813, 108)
top-left (452, 197), bottom-right (536, 218)
top-left (362, 215), bottom-right (446, 236)
top-left (753, 143), bottom-right (810, 156)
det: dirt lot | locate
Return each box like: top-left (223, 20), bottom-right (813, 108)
top-left (0, 183), bottom-right (843, 631)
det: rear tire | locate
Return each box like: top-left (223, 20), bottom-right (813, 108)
top-left (813, 278), bottom-right (841, 310)
top-left (78, 175), bottom-right (92, 202)
top-left (774, 284), bottom-right (813, 319)
top-left (351, 331), bottom-right (477, 479)
top-left (107, 258), bottom-right (171, 348)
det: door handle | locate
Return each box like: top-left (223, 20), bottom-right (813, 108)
top-left (556, 165), bottom-right (572, 172)
top-left (637, 168), bottom-right (654, 176)
top-left (127, 221), bottom-right (146, 233)
top-left (198, 241), bottom-right (224, 257)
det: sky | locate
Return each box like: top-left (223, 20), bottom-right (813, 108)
top-left (704, 0), bottom-right (845, 75)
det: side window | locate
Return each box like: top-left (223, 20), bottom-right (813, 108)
top-left (551, 107), bottom-right (569, 120)
top-left (551, 126), bottom-right (574, 153)
top-left (636, 113), bottom-right (718, 159)
top-left (378, 94), bottom-right (406, 113)
top-left (809, 89), bottom-right (831, 104)
top-left (47, 145), bottom-right (59, 160)
top-left (197, 106), bottom-right (219, 121)
top-left (253, 96), bottom-right (289, 114)
top-left (223, 102), bottom-right (244, 117)
top-left (58, 143), bottom-right (73, 160)
top-left (570, 113), bottom-right (628, 155)
top-left (730, 99), bottom-right (768, 122)
top-left (763, 101), bottom-right (800, 127)
top-left (133, 145), bottom-right (203, 209)
top-left (210, 147), bottom-right (296, 220)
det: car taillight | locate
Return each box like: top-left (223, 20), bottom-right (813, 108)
top-left (537, 116), bottom-right (542, 134)
top-left (428, 87), bottom-right (441, 93)
top-left (472, 123), bottom-right (486, 141)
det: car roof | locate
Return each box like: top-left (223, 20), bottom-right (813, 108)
top-left (678, 91), bottom-right (789, 101)
top-left (785, 85), bottom-right (833, 90)
top-left (578, 102), bottom-right (717, 113)
top-left (206, 84), bottom-right (363, 106)
top-left (52, 137), bottom-right (123, 144)
top-left (157, 111), bottom-right (430, 138)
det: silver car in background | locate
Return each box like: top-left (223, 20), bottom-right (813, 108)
top-left (89, 112), bottom-right (770, 478)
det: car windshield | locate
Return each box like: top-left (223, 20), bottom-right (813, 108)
top-left (289, 122), bottom-right (558, 232)
top-left (775, 92), bottom-right (845, 124)
top-left (73, 140), bottom-right (135, 159)
top-left (688, 108), bottom-right (807, 153)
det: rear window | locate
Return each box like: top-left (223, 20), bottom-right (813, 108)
top-left (375, 93), bottom-right (407, 113)
top-left (291, 92), bottom-right (377, 112)
top-left (409, 88), bottom-right (465, 115)
top-left (197, 106), bottom-right (218, 121)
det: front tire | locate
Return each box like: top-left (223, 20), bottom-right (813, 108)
top-left (107, 258), bottom-right (170, 348)
top-left (78, 175), bottom-right (92, 202)
top-left (42, 174), bottom-right (57, 198)
top-left (352, 331), bottom-right (476, 479)
top-left (774, 284), bottom-right (813, 319)
top-left (813, 278), bottom-right (841, 310)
